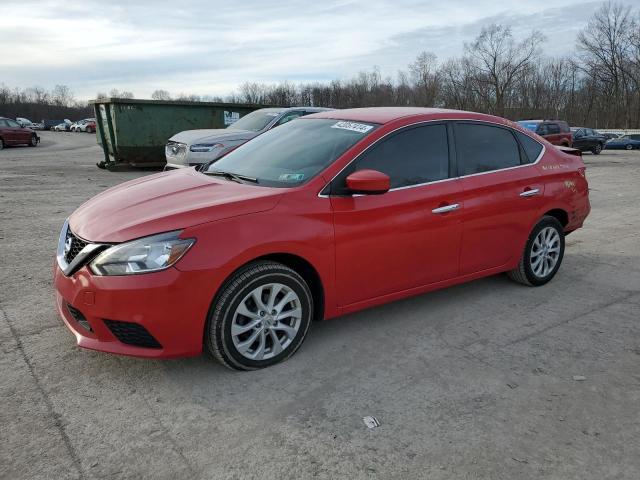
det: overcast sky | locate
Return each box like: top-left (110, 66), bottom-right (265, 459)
top-left (0, 0), bottom-right (634, 100)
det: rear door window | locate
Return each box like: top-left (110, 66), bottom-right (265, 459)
top-left (547, 123), bottom-right (560, 134)
top-left (455, 123), bottom-right (521, 175)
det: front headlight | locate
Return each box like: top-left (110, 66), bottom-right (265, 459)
top-left (190, 143), bottom-right (224, 153)
top-left (89, 231), bottom-right (195, 276)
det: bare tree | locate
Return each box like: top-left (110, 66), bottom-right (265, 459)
top-left (578, 2), bottom-right (637, 127)
top-left (465, 24), bottom-right (544, 116)
top-left (409, 52), bottom-right (440, 106)
top-left (151, 89), bottom-right (172, 100)
top-left (52, 84), bottom-right (73, 107)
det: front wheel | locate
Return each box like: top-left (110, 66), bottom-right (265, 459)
top-left (508, 216), bottom-right (565, 286)
top-left (29, 134), bottom-right (38, 147)
top-left (592, 143), bottom-right (602, 155)
top-left (206, 261), bottom-right (313, 370)
top-left (626, 144), bottom-right (633, 150)
top-left (0, 138), bottom-right (4, 150)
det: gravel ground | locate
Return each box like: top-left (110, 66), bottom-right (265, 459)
top-left (1, 131), bottom-right (639, 480)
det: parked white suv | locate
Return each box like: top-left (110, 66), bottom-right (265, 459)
top-left (165, 107), bottom-right (332, 169)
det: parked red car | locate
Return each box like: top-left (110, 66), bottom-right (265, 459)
top-left (0, 117), bottom-right (39, 149)
top-left (517, 120), bottom-right (573, 147)
top-left (54, 108), bottom-right (590, 370)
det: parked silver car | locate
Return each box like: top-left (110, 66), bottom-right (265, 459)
top-left (165, 107), bottom-right (333, 169)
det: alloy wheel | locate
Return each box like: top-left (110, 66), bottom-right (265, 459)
top-left (231, 283), bottom-right (302, 361)
top-left (530, 226), bottom-right (561, 278)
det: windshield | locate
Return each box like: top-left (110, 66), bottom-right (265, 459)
top-left (205, 118), bottom-right (378, 187)
top-left (517, 121), bottom-right (540, 132)
top-left (227, 109), bottom-right (283, 132)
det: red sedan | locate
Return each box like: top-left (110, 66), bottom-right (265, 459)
top-left (54, 108), bottom-right (590, 370)
top-left (0, 117), bottom-right (39, 149)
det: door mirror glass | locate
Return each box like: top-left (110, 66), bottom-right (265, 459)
top-left (345, 169), bottom-right (390, 195)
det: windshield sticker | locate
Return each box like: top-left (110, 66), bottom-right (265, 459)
top-left (278, 173), bottom-right (305, 182)
top-left (331, 121), bottom-right (374, 134)
top-left (224, 111), bottom-right (240, 126)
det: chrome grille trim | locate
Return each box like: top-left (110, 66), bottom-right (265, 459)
top-left (56, 220), bottom-right (109, 276)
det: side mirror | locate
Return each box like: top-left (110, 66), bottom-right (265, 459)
top-left (345, 169), bottom-right (390, 195)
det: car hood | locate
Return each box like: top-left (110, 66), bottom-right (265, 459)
top-left (169, 128), bottom-right (257, 145)
top-left (69, 168), bottom-right (283, 243)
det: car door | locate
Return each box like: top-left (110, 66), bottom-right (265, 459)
top-left (455, 122), bottom-right (546, 275)
top-left (572, 129), bottom-right (586, 150)
top-left (2, 119), bottom-right (21, 144)
top-left (545, 123), bottom-right (562, 145)
top-left (6, 119), bottom-right (30, 143)
top-left (330, 123), bottom-right (463, 306)
top-left (0, 119), bottom-right (11, 144)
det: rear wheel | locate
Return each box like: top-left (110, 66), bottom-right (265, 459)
top-left (206, 261), bottom-right (313, 370)
top-left (508, 216), bottom-right (565, 286)
top-left (592, 143), bottom-right (602, 155)
top-left (626, 144), bottom-right (633, 150)
top-left (86, 126), bottom-right (94, 133)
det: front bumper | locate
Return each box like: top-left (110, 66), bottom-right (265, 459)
top-left (54, 263), bottom-right (215, 358)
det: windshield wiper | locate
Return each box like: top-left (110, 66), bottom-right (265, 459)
top-left (203, 170), bottom-right (258, 184)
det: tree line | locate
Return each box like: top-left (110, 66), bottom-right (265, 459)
top-left (1, 2), bottom-right (638, 128)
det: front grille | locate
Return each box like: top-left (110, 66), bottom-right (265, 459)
top-left (66, 303), bottom-right (92, 331)
top-left (64, 228), bottom-right (89, 264)
top-left (104, 320), bottom-right (162, 349)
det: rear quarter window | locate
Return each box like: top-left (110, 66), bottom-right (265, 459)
top-left (515, 131), bottom-right (543, 164)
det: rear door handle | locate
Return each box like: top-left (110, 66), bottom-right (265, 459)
top-left (432, 203), bottom-right (460, 214)
top-left (519, 188), bottom-right (540, 197)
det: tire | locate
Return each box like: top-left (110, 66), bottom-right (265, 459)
top-left (28, 134), bottom-right (37, 147)
top-left (626, 144), bottom-right (633, 150)
top-left (86, 127), bottom-right (94, 133)
top-left (508, 216), bottom-right (565, 287)
top-left (205, 261), bottom-right (313, 370)
top-left (0, 137), bottom-right (4, 150)
top-left (592, 143), bottom-right (602, 155)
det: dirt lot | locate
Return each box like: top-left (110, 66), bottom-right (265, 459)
top-left (1, 131), bottom-right (639, 480)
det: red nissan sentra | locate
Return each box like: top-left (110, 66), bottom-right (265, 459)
top-left (54, 108), bottom-right (590, 370)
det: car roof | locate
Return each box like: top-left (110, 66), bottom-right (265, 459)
top-left (305, 107), bottom-right (515, 125)
top-left (256, 106), bottom-right (333, 114)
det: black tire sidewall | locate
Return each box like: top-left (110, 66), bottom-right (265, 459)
top-left (522, 217), bottom-right (565, 286)
top-left (30, 134), bottom-right (37, 146)
top-left (212, 267), bottom-right (312, 370)
top-left (593, 143), bottom-right (602, 154)
top-left (626, 144), bottom-right (633, 150)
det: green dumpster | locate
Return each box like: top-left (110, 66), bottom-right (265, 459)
top-left (91, 98), bottom-right (267, 169)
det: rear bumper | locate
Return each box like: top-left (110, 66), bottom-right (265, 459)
top-left (54, 263), bottom-right (215, 358)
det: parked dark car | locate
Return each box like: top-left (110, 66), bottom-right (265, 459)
top-left (43, 119), bottom-right (64, 131)
top-left (571, 127), bottom-right (608, 155)
top-left (604, 136), bottom-right (640, 150)
top-left (517, 120), bottom-right (572, 147)
top-left (0, 117), bottom-right (39, 149)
